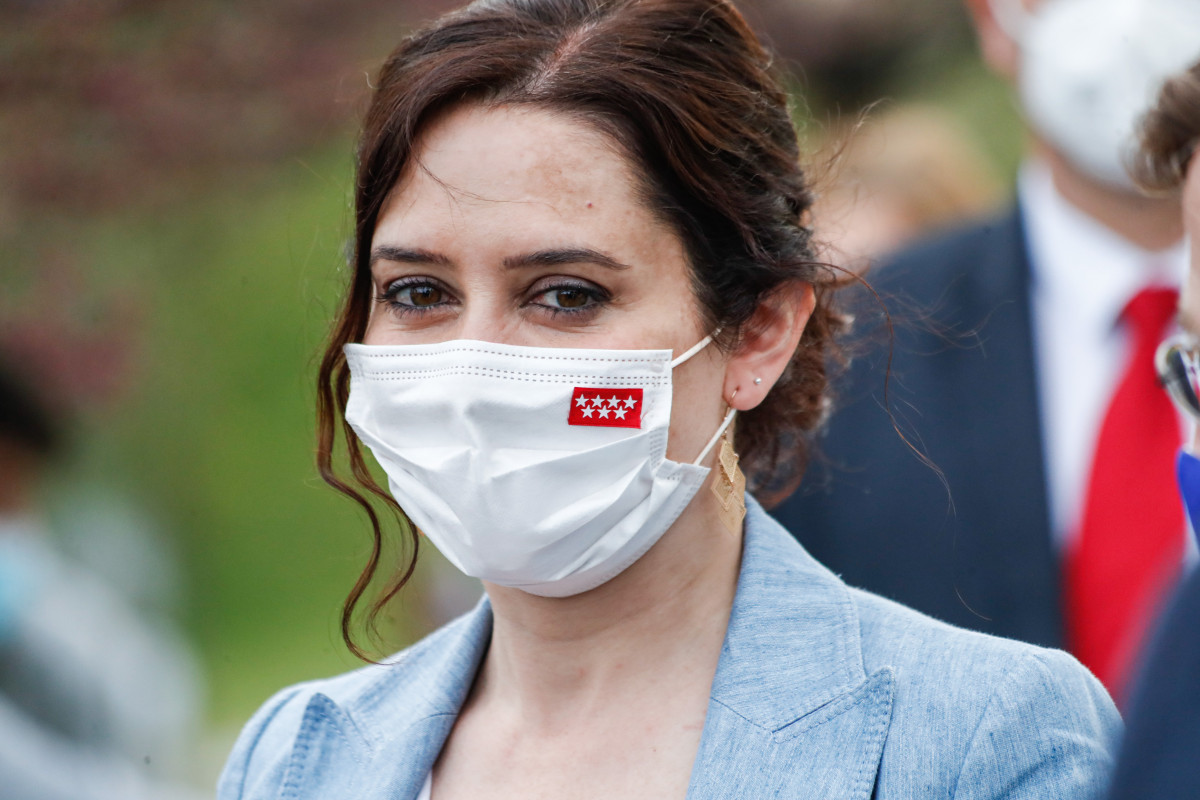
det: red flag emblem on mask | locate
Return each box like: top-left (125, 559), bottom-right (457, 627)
top-left (568, 387), bottom-right (643, 428)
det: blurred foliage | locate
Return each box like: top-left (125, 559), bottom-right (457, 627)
top-left (0, 0), bottom-right (1026, 784)
top-left (41, 141), bottom-right (381, 721)
top-left (0, 0), bottom-right (459, 226)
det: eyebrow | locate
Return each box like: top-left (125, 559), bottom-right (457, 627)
top-left (369, 246), bottom-right (451, 268)
top-left (369, 246), bottom-right (632, 272)
top-left (503, 248), bottom-right (631, 271)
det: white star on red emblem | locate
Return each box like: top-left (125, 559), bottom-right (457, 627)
top-left (623, 397), bottom-right (637, 408)
top-left (582, 407), bottom-right (594, 417)
top-left (614, 407), bottom-right (628, 419)
top-left (599, 408), bottom-right (611, 418)
top-left (576, 395), bottom-right (589, 407)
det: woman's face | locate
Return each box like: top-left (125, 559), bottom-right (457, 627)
top-left (363, 103), bottom-right (729, 462)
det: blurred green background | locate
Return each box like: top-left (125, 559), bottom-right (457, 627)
top-left (0, 0), bottom-right (1024, 789)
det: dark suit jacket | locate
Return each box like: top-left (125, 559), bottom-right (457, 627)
top-left (1106, 568), bottom-right (1200, 798)
top-left (774, 205), bottom-right (1064, 649)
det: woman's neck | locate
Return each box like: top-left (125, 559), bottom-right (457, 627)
top-left (473, 494), bottom-right (742, 730)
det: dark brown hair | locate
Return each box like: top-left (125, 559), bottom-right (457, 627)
top-left (1136, 59), bottom-right (1200, 191)
top-left (316, 0), bottom-right (848, 658)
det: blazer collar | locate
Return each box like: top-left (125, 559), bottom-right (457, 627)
top-left (275, 598), bottom-right (492, 799)
top-left (284, 497), bottom-right (892, 799)
top-left (686, 497), bottom-right (893, 799)
top-left (709, 495), bottom-right (868, 725)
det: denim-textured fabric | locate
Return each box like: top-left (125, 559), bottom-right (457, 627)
top-left (219, 498), bottom-right (1120, 799)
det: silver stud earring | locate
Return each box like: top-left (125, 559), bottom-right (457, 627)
top-left (754, 377), bottom-right (763, 385)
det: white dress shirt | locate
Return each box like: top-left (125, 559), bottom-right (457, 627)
top-left (1021, 162), bottom-right (1188, 553)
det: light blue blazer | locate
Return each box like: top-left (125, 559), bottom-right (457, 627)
top-left (219, 499), bottom-right (1120, 799)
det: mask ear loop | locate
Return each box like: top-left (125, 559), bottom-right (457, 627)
top-left (693, 394), bottom-right (737, 466)
top-left (670, 327), bottom-right (723, 369)
top-left (671, 326), bottom-right (733, 465)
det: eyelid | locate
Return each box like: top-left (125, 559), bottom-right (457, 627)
top-left (380, 274), bottom-right (451, 294)
top-left (376, 275), bottom-right (458, 314)
top-left (526, 275), bottom-right (610, 297)
top-left (525, 277), bottom-right (611, 316)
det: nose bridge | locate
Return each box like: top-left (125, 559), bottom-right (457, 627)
top-left (454, 277), bottom-right (518, 345)
top-left (458, 312), bottom-right (514, 344)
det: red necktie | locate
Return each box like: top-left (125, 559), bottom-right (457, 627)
top-left (1066, 286), bottom-right (1184, 704)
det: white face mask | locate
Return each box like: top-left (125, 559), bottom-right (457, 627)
top-left (343, 334), bottom-right (733, 597)
top-left (991, 0), bottom-right (1200, 191)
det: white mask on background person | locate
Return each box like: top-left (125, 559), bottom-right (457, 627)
top-left (990, 0), bottom-right (1200, 191)
top-left (343, 333), bottom-right (734, 597)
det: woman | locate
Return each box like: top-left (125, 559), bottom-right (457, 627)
top-left (219, 0), bottom-right (1119, 797)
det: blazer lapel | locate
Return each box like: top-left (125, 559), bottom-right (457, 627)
top-left (688, 499), bottom-right (895, 799)
top-left (276, 692), bottom-right (373, 799)
top-left (280, 598), bottom-right (494, 800)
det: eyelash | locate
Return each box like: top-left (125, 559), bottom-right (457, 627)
top-left (530, 280), bottom-right (611, 316)
top-left (375, 277), bottom-right (611, 318)
top-left (375, 277), bottom-right (455, 315)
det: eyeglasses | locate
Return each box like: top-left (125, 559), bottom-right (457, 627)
top-left (1156, 335), bottom-right (1200, 421)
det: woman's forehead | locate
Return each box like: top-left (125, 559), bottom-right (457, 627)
top-left (398, 104), bottom-right (636, 209)
top-left (372, 104), bottom-right (680, 261)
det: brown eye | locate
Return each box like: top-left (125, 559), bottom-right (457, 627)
top-left (527, 280), bottom-right (608, 316)
top-left (410, 285), bottom-right (444, 307)
top-left (554, 288), bottom-right (589, 308)
top-left (378, 278), bottom-right (455, 314)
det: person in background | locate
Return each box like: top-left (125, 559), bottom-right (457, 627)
top-left (815, 105), bottom-right (1004, 273)
top-left (1104, 57), bottom-right (1200, 799)
top-left (0, 359), bottom-right (204, 800)
top-left (774, 0), bottom-right (1199, 705)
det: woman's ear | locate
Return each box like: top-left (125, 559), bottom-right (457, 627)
top-left (724, 281), bottom-right (815, 410)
